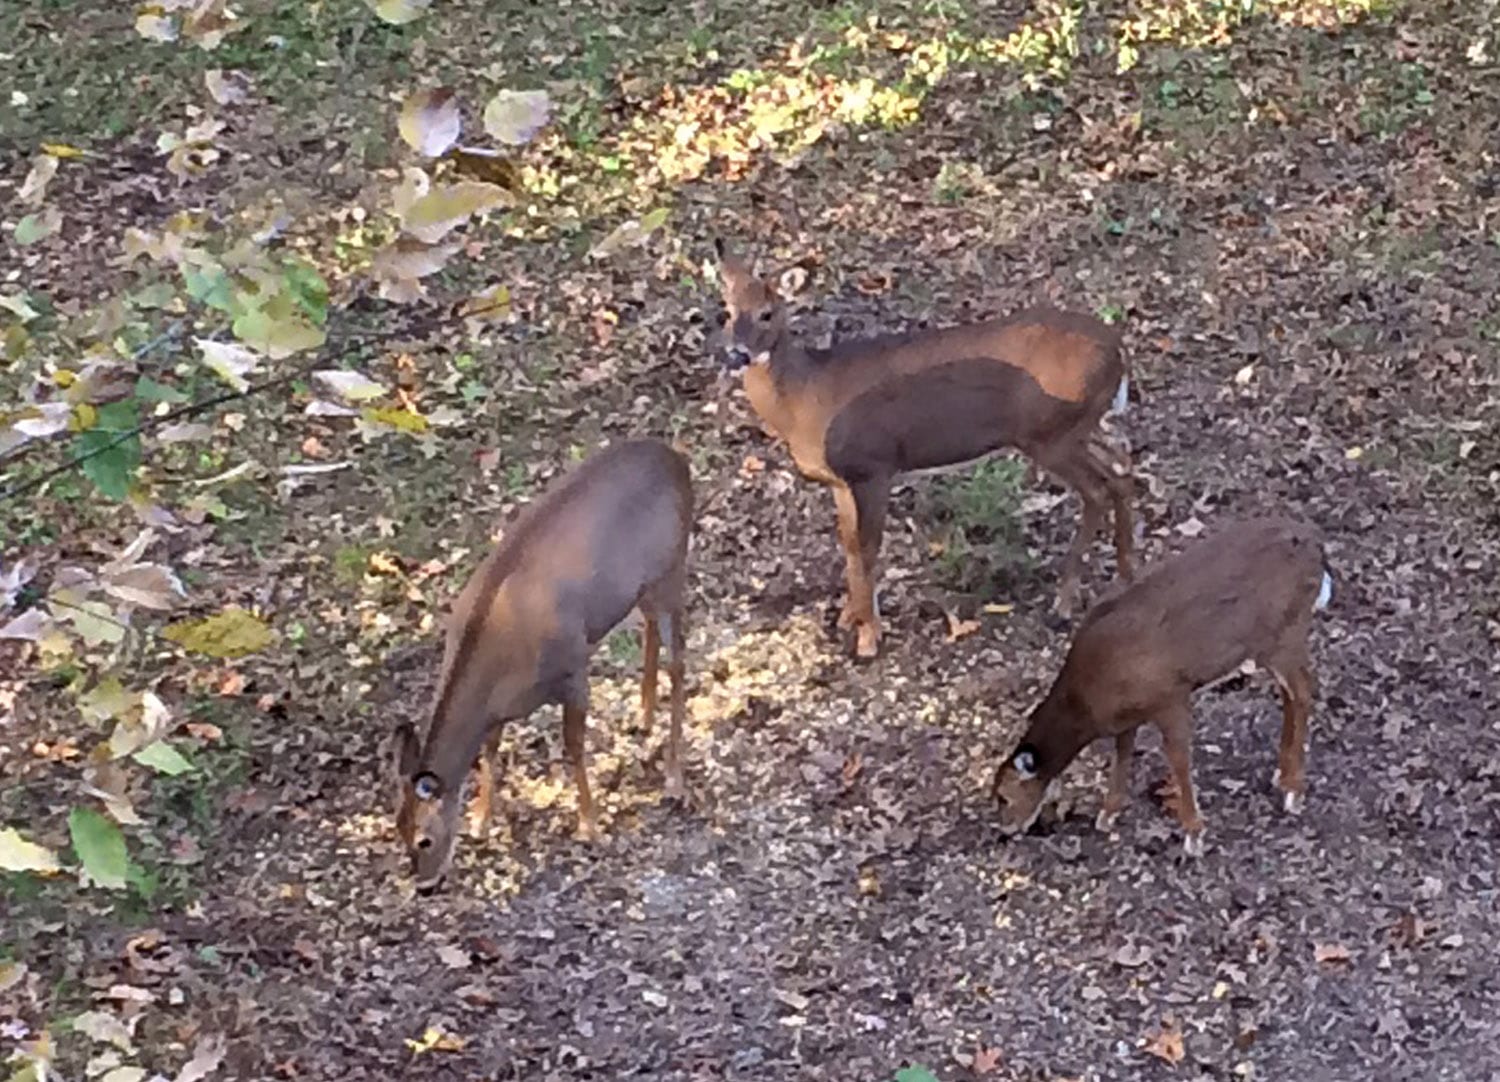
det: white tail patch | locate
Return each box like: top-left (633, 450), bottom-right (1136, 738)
top-left (1314, 569), bottom-right (1333, 611)
top-left (1110, 375), bottom-right (1129, 415)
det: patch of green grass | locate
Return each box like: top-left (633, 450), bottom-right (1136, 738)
top-left (604, 626), bottom-right (642, 667)
top-left (927, 457), bottom-right (1029, 593)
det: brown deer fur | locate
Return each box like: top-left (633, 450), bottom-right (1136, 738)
top-left (715, 241), bottom-right (1135, 657)
top-left (392, 439), bottom-right (693, 891)
top-left (991, 517), bottom-right (1333, 855)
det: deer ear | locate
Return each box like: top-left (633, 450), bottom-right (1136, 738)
top-left (389, 722), bottom-right (421, 784)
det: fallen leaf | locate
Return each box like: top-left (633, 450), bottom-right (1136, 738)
top-left (196, 339), bottom-right (264, 392)
top-left (366, 0), bottom-right (430, 23)
top-left (0, 828), bottom-right (61, 874)
top-left (174, 1033), bottom-right (226, 1082)
top-left (1142, 1021), bottom-right (1185, 1066)
top-left (945, 610), bottom-right (981, 642)
top-left (1314, 942), bottom-right (1352, 964)
top-left (314, 370), bottom-right (386, 401)
top-left (19, 154), bottom-right (59, 205)
top-left (135, 12), bottom-right (178, 41)
top-left (399, 87), bottom-right (462, 158)
top-left (437, 944), bottom-right (471, 970)
top-left (1112, 943), bottom-right (1153, 968)
top-left (972, 1045), bottom-right (1002, 1075)
top-left (980, 602), bottom-right (1014, 615)
top-left (482, 89), bottom-right (551, 145)
top-left (401, 182), bottom-right (511, 244)
top-left (14, 207), bottom-right (63, 246)
top-left (163, 607), bottom-right (275, 659)
top-left (71, 1010), bottom-right (133, 1052)
top-left (204, 69), bottom-right (251, 106)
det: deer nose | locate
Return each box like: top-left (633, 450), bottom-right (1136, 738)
top-left (722, 344), bottom-right (753, 370)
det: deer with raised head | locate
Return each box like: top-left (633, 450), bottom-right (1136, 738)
top-left (991, 517), bottom-right (1334, 856)
top-left (391, 438), bottom-right (693, 892)
top-left (713, 241), bottom-right (1134, 658)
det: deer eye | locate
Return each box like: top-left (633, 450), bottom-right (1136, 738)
top-left (412, 773), bottom-right (439, 801)
top-left (757, 309), bottom-right (774, 322)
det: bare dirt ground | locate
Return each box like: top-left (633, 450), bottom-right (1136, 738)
top-left (3, 1), bottom-right (1499, 1080)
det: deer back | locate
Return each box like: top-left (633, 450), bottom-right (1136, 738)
top-left (749, 310), bottom-right (1123, 483)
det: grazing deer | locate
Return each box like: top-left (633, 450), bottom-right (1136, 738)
top-left (391, 439), bottom-right (693, 892)
top-left (991, 517), bottom-right (1334, 856)
top-left (713, 241), bottom-right (1134, 658)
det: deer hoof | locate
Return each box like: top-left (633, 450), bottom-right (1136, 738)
top-left (1182, 830), bottom-right (1206, 858)
top-left (663, 769), bottom-right (686, 802)
top-left (852, 623), bottom-right (881, 659)
top-left (1282, 789), bottom-right (1305, 815)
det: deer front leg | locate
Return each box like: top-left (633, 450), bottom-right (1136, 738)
top-left (638, 608), bottom-right (661, 734)
top-left (1096, 728), bottom-right (1137, 832)
top-left (562, 695), bottom-right (597, 841)
top-left (1156, 699), bottom-right (1204, 856)
top-left (467, 729), bottom-right (501, 839)
top-left (832, 476), bottom-right (891, 658)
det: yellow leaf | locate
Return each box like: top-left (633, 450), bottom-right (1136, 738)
top-left (404, 1026), bottom-right (466, 1054)
top-left (361, 407), bottom-right (429, 433)
top-left (77, 678), bottom-right (139, 725)
top-left (41, 143), bottom-right (87, 159)
top-left (70, 402), bottom-right (98, 432)
top-left (483, 89), bottom-right (551, 146)
top-left (401, 182), bottom-right (511, 245)
top-left (366, 0), bottom-right (430, 24)
top-left (0, 828), bottom-right (62, 875)
top-left (981, 602), bottom-right (1014, 615)
top-left (163, 607), bottom-right (275, 659)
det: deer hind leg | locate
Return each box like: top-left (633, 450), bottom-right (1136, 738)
top-left (1097, 728), bottom-right (1137, 832)
top-left (1085, 435), bottom-right (1137, 581)
top-left (1155, 698), bottom-right (1205, 856)
top-left (1041, 445), bottom-right (1110, 617)
top-left (832, 475), bottom-right (891, 659)
top-left (467, 729), bottom-right (502, 839)
top-left (663, 598), bottom-right (687, 799)
top-left (1264, 643), bottom-right (1315, 814)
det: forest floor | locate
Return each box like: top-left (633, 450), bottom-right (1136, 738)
top-left (2, 1), bottom-right (1498, 1080)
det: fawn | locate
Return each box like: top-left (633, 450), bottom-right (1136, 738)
top-left (714, 240), bottom-right (1134, 658)
top-left (991, 517), bottom-right (1334, 856)
top-left (391, 439), bottom-right (693, 891)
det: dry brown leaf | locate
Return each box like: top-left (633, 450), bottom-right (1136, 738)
top-left (1314, 942), bottom-right (1352, 964)
top-left (972, 1045), bottom-right (1002, 1075)
top-left (1143, 1021), bottom-right (1185, 1066)
top-left (945, 610), bottom-right (981, 642)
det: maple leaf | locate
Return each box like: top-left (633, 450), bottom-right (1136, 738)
top-left (1143, 1022), bottom-right (1185, 1066)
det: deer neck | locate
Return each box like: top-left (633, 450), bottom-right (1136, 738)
top-left (742, 330), bottom-right (811, 437)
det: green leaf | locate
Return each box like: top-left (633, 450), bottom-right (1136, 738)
top-left (163, 606), bottom-right (275, 658)
top-left (135, 376), bottom-right (189, 403)
top-left (74, 399), bottom-right (141, 501)
top-left (182, 264), bottom-right (236, 312)
top-left (69, 807), bottom-right (128, 890)
top-left (132, 740), bottom-right (195, 776)
top-left (14, 208), bottom-right (62, 246)
top-left (0, 827), bottom-right (62, 874)
top-left (281, 261), bottom-right (330, 324)
top-left (895, 1069), bottom-right (940, 1082)
top-left (232, 305), bottom-right (325, 359)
